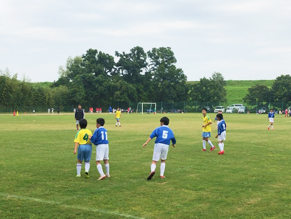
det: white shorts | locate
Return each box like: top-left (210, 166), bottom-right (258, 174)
top-left (269, 118), bottom-right (274, 123)
top-left (152, 143), bottom-right (169, 161)
top-left (76, 120), bottom-right (80, 125)
top-left (218, 131), bottom-right (226, 141)
top-left (96, 144), bottom-right (109, 161)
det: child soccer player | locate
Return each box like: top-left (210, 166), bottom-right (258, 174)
top-left (202, 108), bottom-right (215, 151)
top-left (215, 114), bottom-right (226, 155)
top-left (115, 108), bottom-right (121, 127)
top-left (74, 119), bottom-right (92, 178)
top-left (143, 117), bottom-right (176, 180)
top-left (89, 118), bottom-right (110, 180)
top-left (268, 109), bottom-right (275, 130)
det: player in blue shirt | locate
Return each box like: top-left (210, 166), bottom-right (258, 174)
top-left (89, 118), bottom-right (110, 180)
top-left (143, 117), bottom-right (176, 180)
top-left (215, 114), bottom-right (226, 155)
top-left (268, 109), bottom-right (275, 131)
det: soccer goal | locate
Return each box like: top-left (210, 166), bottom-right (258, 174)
top-left (136, 102), bottom-right (157, 114)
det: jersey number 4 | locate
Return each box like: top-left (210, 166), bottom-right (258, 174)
top-left (101, 131), bottom-right (108, 140)
top-left (162, 131), bottom-right (168, 139)
top-left (83, 134), bottom-right (89, 141)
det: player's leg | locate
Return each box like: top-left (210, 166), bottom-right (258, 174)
top-left (84, 145), bottom-right (92, 178)
top-left (96, 145), bottom-right (106, 180)
top-left (103, 144), bottom-right (110, 177)
top-left (202, 135), bottom-right (207, 151)
top-left (159, 144), bottom-right (169, 178)
top-left (76, 145), bottom-right (84, 177)
top-left (118, 119), bottom-right (121, 127)
top-left (148, 144), bottom-right (160, 180)
top-left (271, 121), bottom-right (274, 130)
top-left (76, 120), bottom-right (79, 131)
top-left (115, 119), bottom-right (118, 127)
top-left (205, 133), bottom-right (215, 151)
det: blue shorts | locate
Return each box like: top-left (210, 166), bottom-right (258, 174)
top-left (202, 132), bottom-right (211, 138)
top-left (77, 144), bottom-right (92, 162)
top-left (116, 118), bottom-right (120, 122)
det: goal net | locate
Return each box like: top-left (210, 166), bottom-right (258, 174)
top-left (136, 102), bottom-right (157, 114)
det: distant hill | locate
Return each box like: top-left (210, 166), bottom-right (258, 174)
top-left (32, 80), bottom-right (274, 105)
top-left (187, 80), bottom-right (274, 104)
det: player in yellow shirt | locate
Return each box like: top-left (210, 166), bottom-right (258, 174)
top-left (115, 108), bottom-right (122, 127)
top-left (202, 108), bottom-right (215, 152)
top-left (74, 119), bottom-right (93, 178)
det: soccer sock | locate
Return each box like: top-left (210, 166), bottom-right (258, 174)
top-left (271, 125), bottom-right (273, 129)
top-left (119, 122), bottom-right (121, 126)
top-left (202, 140), bottom-right (206, 149)
top-left (77, 163), bottom-right (82, 175)
top-left (97, 164), bottom-right (105, 176)
top-left (105, 163), bottom-right (110, 175)
top-left (160, 163), bottom-right (165, 176)
top-left (219, 143), bottom-right (223, 151)
top-left (208, 140), bottom-right (214, 147)
top-left (85, 162), bottom-right (90, 172)
top-left (151, 163), bottom-right (156, 172)
top-left (115, 122), bottom-right (117, 126)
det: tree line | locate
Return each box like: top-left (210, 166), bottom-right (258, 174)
top-left (243, 75), bottom-right (291, 107)
top-left (0, 46), bottom-right (228, 111)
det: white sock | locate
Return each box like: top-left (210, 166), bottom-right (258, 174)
top-left (202, 140), bottom-right (206, 149)
top-left (85, 162), bottom-right (90, 172)
top-left (97, 164), bottom-right (105, 176)
top-left (219, 143), bottom-right (223, 151)
top-left (77, 163), bottom-right (82, 175)
top-left (115, 122), bottom-right (117, 125)
top-left (105, 163), bottom-right (110, 175)
top-left (151, 163), bottom-right (156, 172)
top-left (119, 122), bottom-right (121, 126)
top-left (160, 163), bottom-right (165, 176)
top-left (208, 140), bottom-right (214, 147)
top-left (271, 125), bottom-right (273, 130)
top-left (268, 125), bottom-right (270, 127)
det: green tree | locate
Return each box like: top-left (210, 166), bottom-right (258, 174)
top-left (243, 84), bottom-right (270, 105)
top-left (271, 75), bottom-right (291, 103)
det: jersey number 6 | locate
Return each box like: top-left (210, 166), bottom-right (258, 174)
top-left (162, 131), bottom-right (168, 139)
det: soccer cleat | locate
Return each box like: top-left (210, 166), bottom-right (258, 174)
top-left (85, 172), bottom-right (89, 179)
top-left (106, 174), bottom-right (110, 178)
top-left (160, 176), bottom-right (166, 179)
top-left (147, 171), bottom-right (155, 180)
top-left (98, 175), bottom-right (106, 181)
top-left (218, 151), bottom-right (225, 155)
top-left (268, 127), bottom-right (270, 130)
top-left (210, 146), bottom-right (216, 151)
top-left (76, 175), bottom-right (81, 177)
top-left (202, 149), bottom-right (207, 151)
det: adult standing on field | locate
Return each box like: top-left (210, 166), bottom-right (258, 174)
top-left (75, 104), bottom-right (84, 131)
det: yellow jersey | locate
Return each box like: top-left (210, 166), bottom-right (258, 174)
top-left (115, 110), bottom-right (121, 119)
top-left (74, 129), bottom-right (92, 145)
top-left (202, 115), bottom-right (212, 132)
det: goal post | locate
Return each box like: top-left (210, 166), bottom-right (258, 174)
top-left (136, 102), bottom-right (157, 114)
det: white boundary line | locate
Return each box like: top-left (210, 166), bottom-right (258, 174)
top-left (0, 193), bottom-right (145, 219)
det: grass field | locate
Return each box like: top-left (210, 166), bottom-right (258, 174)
top-left (1, 113), bottom-right (291, 219)
top-left (187, 80), bottom-right (274, 104)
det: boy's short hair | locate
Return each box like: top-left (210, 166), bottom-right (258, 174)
top-left (79, 119), bottom-right (87, 129)
top-left (270, 109), bottom-right (273, 111)
top-left (202, 108), bottom-right (207, 112)
top-left (97, 118), bottom-right (105, 126)
top-left (216, 114), bottom-right (223, 120)
top-left (160, 117), bottom-right (169, 125)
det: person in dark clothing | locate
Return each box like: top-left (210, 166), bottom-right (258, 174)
top-left (75, 104), bottom-right (84, 131)
top-left (57, 107), bottom-right (60, 114)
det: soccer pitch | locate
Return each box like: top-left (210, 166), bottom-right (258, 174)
top-left (1, 113), bottom-right (291, 219)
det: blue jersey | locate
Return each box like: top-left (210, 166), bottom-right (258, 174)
top-left (217, 120), bottom-right (226, 135)
top-left (90, 127), bottom-right (109, 145)
top-left (150, 125), bottom-right (176, 145)
top-left (268, 112), bottom-right (275, 118)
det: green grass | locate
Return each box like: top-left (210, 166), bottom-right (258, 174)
top-left (187, 80), bottom-right (274, 104)
top-left (1, 113), bottom-right (291, 218)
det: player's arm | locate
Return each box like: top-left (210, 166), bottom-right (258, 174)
top-left (171, 136), bottom-right (176, 148)
top-left (89, 130), bottom-right (98, 144)
top-left (143, 137), bottom-right (152, 147)
top-left (203, 122), bottom-right (212, 127)
top-left (74, 142), bottom-right (79, 154)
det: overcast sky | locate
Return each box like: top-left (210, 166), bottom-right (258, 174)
top-left (0, 0), bottom-right (290, 82)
